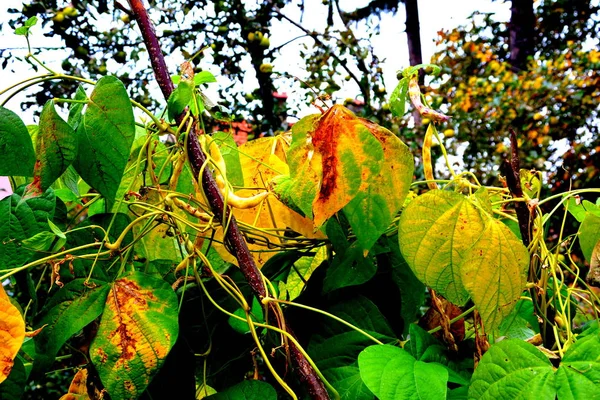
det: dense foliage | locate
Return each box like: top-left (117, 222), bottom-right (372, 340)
top-left (0, 2), bottom-right (599, 400)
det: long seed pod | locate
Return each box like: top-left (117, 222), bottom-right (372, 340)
top-left (423, 123), bottom-right (439, 190)
top-left (408, 74), bottom-right (449, 123)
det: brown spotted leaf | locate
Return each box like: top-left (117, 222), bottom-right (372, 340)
top-left (286, 105), bottom-right (385, 228)
top-left (89, 272), bottom-right (178, 399)
top-left (0, 285), bottom-right (25, 384)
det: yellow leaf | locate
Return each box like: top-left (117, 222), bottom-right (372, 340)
top-left (59, 368), bottom-right (92, 400)
top-left (0, 285), bottom-right (25, 384)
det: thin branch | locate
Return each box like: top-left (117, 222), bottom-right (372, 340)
top-left (273, 9), bottom-right (369, 103)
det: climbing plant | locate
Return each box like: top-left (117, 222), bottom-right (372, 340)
top-left (0, 8), bottom-right (599, 400)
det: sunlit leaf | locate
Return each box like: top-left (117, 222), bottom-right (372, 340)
top-left (27, 100), bottom-right (77, 194)
top-left (73, 76), bottom-right (135, 208)
top-left (167, 80), bottom-right (193, 121)
top-left (343, 121), bottom-right (413, 250)
top-left (286, 105), bottom-right (385, 227)
top-left (398, 190), bottom-right (484, 304)
top-left (90, 272), bottom-right (178, 398)
top-left (555, 333), bottom-right (600, 399)
top-left (389, 77), bottom-right (408, 118)
top-left (194, 71), bottom-right (217, 85)
top-left (0, 285), bottom-right (25, 385)
top-left (580, 213), bottom-right (600, 262)
top-left (284, 246), bottom-right (327, 301)
top-left (460, 218), bottom-right (529, 330)
top-left (0, 107), bottom-right (35, 176)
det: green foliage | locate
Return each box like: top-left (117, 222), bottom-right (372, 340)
top-left (0, 5), bottom-right (599, 400)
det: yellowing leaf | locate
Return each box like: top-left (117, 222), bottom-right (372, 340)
top-left (90, 273), bottom-right (178, 398)
top-left (287, 105), bottom-right (385, 227)
top-left (343, 121), bottom-right (414, 250)
top-left (59, 368), bottom-right (92, 400)
top-left (399, 190), bottom-right (484, 304)
top-left (213, 135), bottom-right (324, 268)
top-left (399, 190), bottom-right (530, 329)
top-left (0, 285), bottom-right (25, 384)
top-left (460, 219), bottom-right (529, 330)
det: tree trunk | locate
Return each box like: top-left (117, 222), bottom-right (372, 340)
top-left (509, 0), bottom-right (535, 71)
top-left (405, 0), bottom-right (422, 68)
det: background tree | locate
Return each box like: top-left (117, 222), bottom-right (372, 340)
top-left (430, 0), bottom-right (600, 191)
top-left (3, 0), bottom-right (417, 135)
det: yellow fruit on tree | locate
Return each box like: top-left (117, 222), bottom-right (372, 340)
top-left (443, 128), bottom-right (455, 138)
top-left (259, 36), bottom-right (270, 48)
top-left (421, 118), bottom-right (431, 125)
top-left (120, 14), bottom-right (130, 23)
top-left (64, 6), bottom-right (78, 17)
top-left (247, 32), bottom-right (255, 42)
top-left (259, 63), bottom-right (273, 73)
top-left (52, 12), bottom-right (65, 22)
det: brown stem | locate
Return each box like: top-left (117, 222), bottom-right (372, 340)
top-left (499, 128), bottom-right (555, 348)
top-left (499, 128), bottom-right (531, 246)
top-left (126, 1), bottom-right (328, 397)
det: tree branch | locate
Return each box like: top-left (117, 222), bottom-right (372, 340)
top-left (126, 1), bottom-right (329, 398)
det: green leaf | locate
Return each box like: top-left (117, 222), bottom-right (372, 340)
top-left (308, 296), bottom-right (395, 399)
top-left (460, 218), bottom-right (529, 330)
top-left (90, 272), bottom-right (179, 399)
top-left (68, 85), bottom-right (88, 131)
top-left (33, 279), bottom-right (109, 373)
top-left (519, 169), bottom-right (541, 198)
top-left (398, 190), bottom-right (484, 304)
top-left (323, 243), bottom-right (376, 292)
top-left (206, 380), bottom-right (276, 400)
top-left (194, 71), bottom-right (217, 85)
top-left (0, 188), bottom-right (55, 271)
top-left (580, 213), bottom-right (600, 262)
top-left (567, 198), bottom-right (600, 223)
top-left (29, 100), bottom-right (78, 193)
top-left (323, 365), bottom-right (374, 400)
top-left (284, 246), bottom-right (326, 301)
top-left (358, 344), bottom-right (448, 400)
top-left (14, 26), bottom-right (29, 36)
top-left (212, 131), bottom-right (244, 186)
top-left (390, 77), bottom-right (408, 118)
top-left (343, 123), bottom-right (414, 251)
top-left (386, 236), bottom-right (425, 335)
top-left (167, 80), bottom-right (193, 121)
top-left (468, 339), bottom-right (555, 400)
top-left (228, 297), bottom-right (264, 334)
top-left (73, 76), bottom-right (135, 208)
top-left (0, 356), bottom-right (26, 400)
top-left (24, 16), bottom-right (38, 27)
top-left (0, 107), bottom-right (35, 176)
top-left (555, 333), bottom-right (600, 400)
top-left (497, 299), bottom-right (538, 339)
top-left (21, 231), bottom-right (56, 251)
